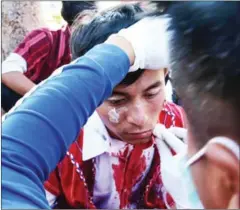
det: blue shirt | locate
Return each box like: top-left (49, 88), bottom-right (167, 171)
top-left (2, 44), bottom-right (130, 208)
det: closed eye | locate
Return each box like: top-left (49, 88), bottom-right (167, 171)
top-left (107, 98), bottom-right (127, 106)
top-left (144, 88), bottom-right (161, 99)
top-left (144, 92), bottom-right (159, 99)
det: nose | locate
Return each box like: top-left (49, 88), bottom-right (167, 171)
top-left (126, 103), bottom-right (148, 128)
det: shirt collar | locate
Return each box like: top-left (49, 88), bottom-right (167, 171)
top-left (82, 111), bottom-right (111, 161)
top-left (82, 112), bottom-right (157, 161)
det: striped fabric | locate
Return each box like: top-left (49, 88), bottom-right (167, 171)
top-left (14, 25), bottom-right (71, 84)
top-left (44, 102), bottom-right (186, 209)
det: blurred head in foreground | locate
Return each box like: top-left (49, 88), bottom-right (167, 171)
top-left (161, 1), bottom-right (240, 209)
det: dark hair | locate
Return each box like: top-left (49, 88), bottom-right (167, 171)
top-left (71, 4), bottom-right (146, 86)
top-left (166, 2), bottom-right (240, 146)
top-left (61, 1), bottom-right (96, 26)
top-left (150, 1), bottom-right (176, 13)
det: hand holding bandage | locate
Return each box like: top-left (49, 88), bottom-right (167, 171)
top-left (117, 17), bottom-right (170, 71)
top-left (106, 16), bottom-right (171, 72)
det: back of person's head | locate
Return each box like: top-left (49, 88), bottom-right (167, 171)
top-left (166, 2), bottom-right (240, 147)
top-left (71, 3), bottom-right (143, 59)
top-left (61, 1), bottom-right (96, 26)
top-left (162, 2), bottom-right (240, 209)
top-left (71, 3), bottom-right (146, 86)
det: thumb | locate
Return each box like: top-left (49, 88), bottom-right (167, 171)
top-left (161, 127), bottom-right (187, 154)
top-left (168, 127), bottom-right (187, 143)
top-left (154, 123), bottom-right (187, 153)
top-left (155, 137), bottom-right (173, 161)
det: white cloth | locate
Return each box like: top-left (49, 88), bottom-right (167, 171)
top-left (165, 81), bottom-right (173, 103)
top-left (45, 111), bottom-right (155, 209)
top-left (45, 190), bottom-right (57, 208)
top-left (153, 124), bottom-right (190, 208)
top-left (116, 16), bottom-right (171, 72)
top-left (92, 139), bottom-right (154, 209)
top-left (2, 53), bottom-right (27, 74)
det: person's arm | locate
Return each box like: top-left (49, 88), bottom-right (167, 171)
top-left (2, 71), bottom-right (36, 95)
top-left (2, 29), bottom-right (52, 95)
top-left (2, 53), bottom-right (36, 95)
top-left (2, 42), bottom-right (132, 209)
top-left (2, 16), bottom-right (166, 208)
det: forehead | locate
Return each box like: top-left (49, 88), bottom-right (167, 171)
top-left (114, 70), bottom-right (165, 94)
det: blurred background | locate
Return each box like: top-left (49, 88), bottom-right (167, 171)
top-left (1, 1), bottom-right (134, 60)
top-left (1, 1), bottom-right (173, 105)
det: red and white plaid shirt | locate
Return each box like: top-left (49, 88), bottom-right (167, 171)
top-left (13, 25), bottom-right (71, 83)
top-left (44, 102), bottom-right (187, 209)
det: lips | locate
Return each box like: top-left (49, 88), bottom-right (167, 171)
top-left (125, 130), bottom-right (153, 140)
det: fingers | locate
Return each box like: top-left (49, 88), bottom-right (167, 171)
top-left (155, 137), bottom-right (173, 160)
top-left (168, 127), bottom-right (187, 143)
top-left (153, 123), bottom-right (165, 139)
top-left (116, 16), bottom-right (170, 71)
top-left (162, 127), bottom-right (187, 153)
top-left (154, 123), bottom-right (187, 153)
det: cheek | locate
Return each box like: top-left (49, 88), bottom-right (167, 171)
top-left (191, 158), bottom-right (222, 209)
top-left (148, 91), bottom-right (166, 117)
top-left (187, 128), bottom-right (212, 208)
top-left (107, 107), bottom-right (128, 124)
top-left (191, 162), bottom-right (208, 207)
top-left (97, 106), bottom-right (126, 132)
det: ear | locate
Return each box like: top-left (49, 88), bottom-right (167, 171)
top-left (205, 142), bottom-right (239, 209)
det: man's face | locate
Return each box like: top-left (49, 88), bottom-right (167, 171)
top-left (97, 69), bottom-right (166, 144)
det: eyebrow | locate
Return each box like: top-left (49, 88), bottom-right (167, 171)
top-left (144, 81), bottom-right (162, 92)
top-left (111, 91), bottom-right (129, 97)
top-left (111, 81), bottom-right (162, 97)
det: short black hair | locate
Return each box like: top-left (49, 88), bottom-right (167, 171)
top-left (150, 1), bottom-right (175, 13)
top-left (61, 1), bottom-right (96, 26)
top-left (70, 4), bottom-right (146, 86)
top-left (165, 2), bottom-right (240, 146)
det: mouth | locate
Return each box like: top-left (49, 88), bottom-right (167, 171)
top-left (125, 130), bottom-right (153, 140)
